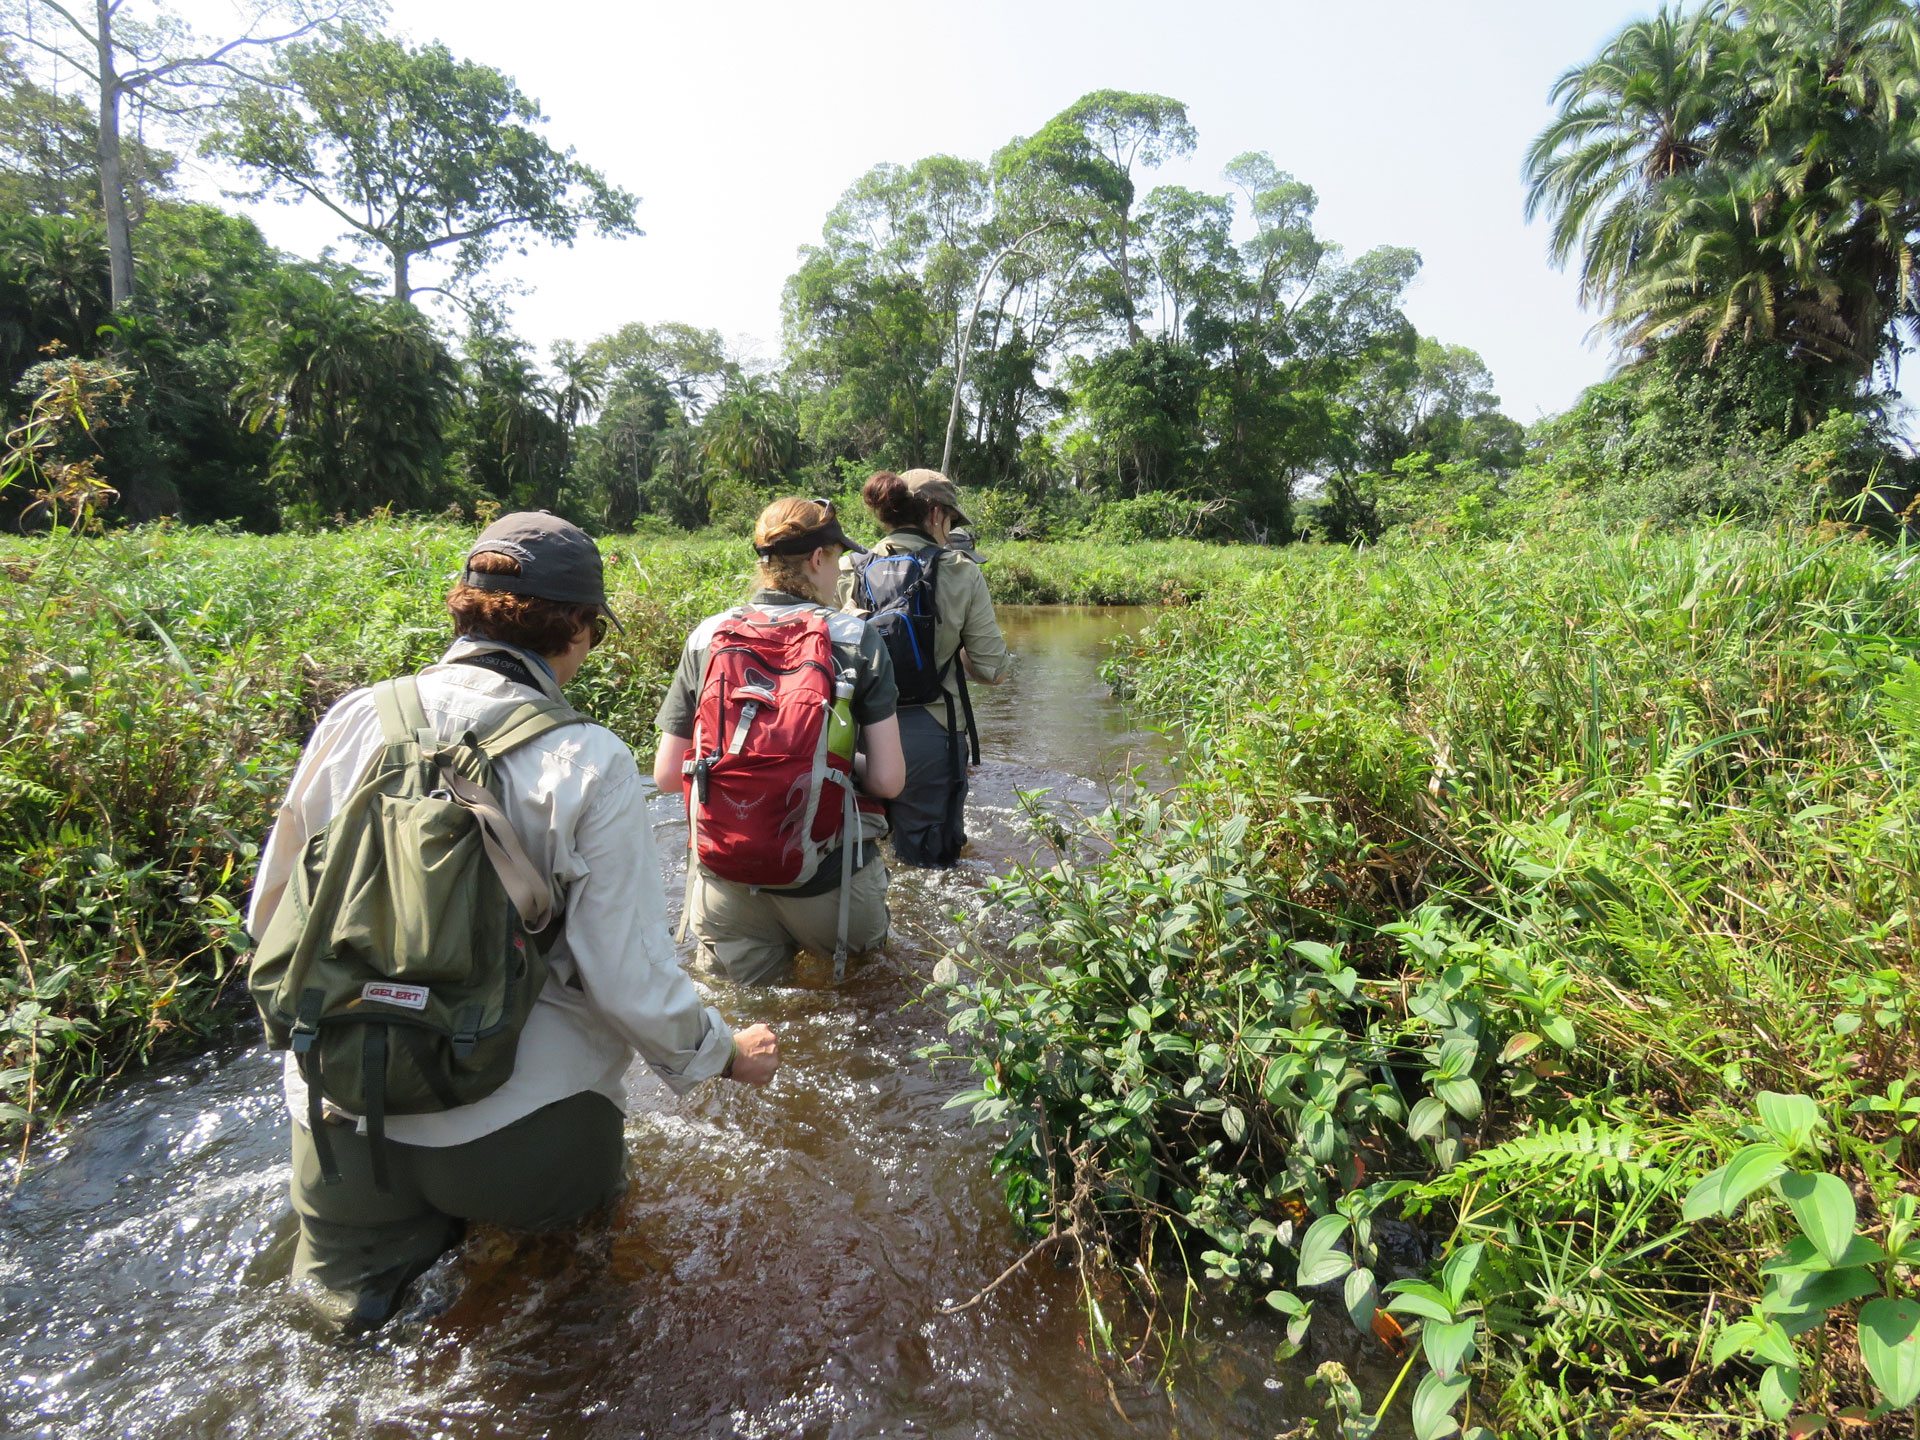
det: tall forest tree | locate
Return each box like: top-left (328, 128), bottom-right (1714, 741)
top-left (214, 22), bottom-right (641, 302)
top-left (995, 90), bottom-right (1196, 342)
top-left (0, 0), bottom-right (358, 307)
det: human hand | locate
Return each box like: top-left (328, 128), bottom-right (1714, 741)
top-left (726, 1023), bottom-right (779, 1086)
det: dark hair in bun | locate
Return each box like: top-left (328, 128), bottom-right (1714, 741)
top-left (861, 470), bottom-right (928, 531)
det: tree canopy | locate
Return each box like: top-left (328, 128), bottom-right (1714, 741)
top-left (213, 22), bottom-right (640, 302)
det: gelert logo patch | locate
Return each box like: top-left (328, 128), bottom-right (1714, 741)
top-left (362, 981), bottom-right (430, 1010)
top-left (738, 665), bottom-right (778, 700)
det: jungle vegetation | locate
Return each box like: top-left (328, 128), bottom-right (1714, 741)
top-left (4, 3), bottom-right (1920, 1437)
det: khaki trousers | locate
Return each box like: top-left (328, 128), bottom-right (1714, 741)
top-left (688, 855), bottom-right (890, 986)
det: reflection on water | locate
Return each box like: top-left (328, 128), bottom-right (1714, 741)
top-left (0, 605), bottom-right (1315, 1440)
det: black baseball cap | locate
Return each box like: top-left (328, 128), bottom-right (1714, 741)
top-left (461, 511), bottom-right (621, 628)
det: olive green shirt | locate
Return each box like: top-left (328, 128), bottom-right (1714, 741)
top-left (838, 530), bottom-right (1010, 728)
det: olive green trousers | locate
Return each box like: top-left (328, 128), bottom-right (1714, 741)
top-left (289, 1089), bottom-right (625, 1333)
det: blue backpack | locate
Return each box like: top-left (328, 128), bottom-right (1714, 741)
top-left (853, 548), bottom-right (946, 706)
top-left (852, 546), bottom-right (980, 762)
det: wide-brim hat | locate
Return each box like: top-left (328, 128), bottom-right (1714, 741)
top-left (899, 468), bottom-right (972, 527)
top-left (461, 511), bottom-right (621, 628)
top-left (946, 526), bottom-right (987, 563)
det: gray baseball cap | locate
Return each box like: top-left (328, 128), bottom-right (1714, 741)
top-left (461, 511), bottom-right (620, 627)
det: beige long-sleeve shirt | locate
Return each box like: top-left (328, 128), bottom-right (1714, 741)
top-left (246, 637), bottom-right (734, 1147)
top-left (840, 530), bottom-right (1011, 727)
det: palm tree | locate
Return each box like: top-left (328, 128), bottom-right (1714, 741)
top-left (1524, 5), bottom-right (1733, 308)
top-left (236, 273), bottom-right (458, 521)
top-left (699, 385), bottom-right (802, 489)
top-left (1733, 0), bottom-right (1920, 371)
top-left (1531, 0), bottom-right (1920, 394)
top-left (1610, 167), bottom-right (1851, 370)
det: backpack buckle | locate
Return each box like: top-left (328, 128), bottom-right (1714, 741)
top-left (290, 987), bottom-right (324, 1053)
top-left (450, 1004), bottom-right (483, 1059)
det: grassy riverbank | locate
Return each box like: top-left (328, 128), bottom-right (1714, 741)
top-left (933, 524), bottom-right (1920, 1437)
top-left (0, 523), bottom-right (1261, 1131)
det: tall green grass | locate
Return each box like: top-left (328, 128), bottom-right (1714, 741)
top-left (932, 524), bottom-right (1920, 1437)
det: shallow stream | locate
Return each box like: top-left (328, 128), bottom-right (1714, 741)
top-left (1, 605), bottom-right (1322, 1440)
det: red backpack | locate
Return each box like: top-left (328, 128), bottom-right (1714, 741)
top-left (682, 605), bottom-right (869, 890)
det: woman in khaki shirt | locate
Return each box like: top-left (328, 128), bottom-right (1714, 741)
top-left (840, 468), bottom-right (1011, 867)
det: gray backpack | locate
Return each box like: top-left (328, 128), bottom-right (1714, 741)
top-left (248, 674), bottom-right (582, 1188)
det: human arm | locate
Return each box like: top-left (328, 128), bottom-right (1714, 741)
top-left (855, 714), bottom-right (906, 798)
top-left (952, 561), bottom-right (1012, 684)
top-left (652, 732), bottom-right (690, 796)
top-left (562, 754), bottom-right (768, 1091)
top-left (650, 639), bottom-right (700, 796)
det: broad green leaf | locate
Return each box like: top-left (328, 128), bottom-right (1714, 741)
top-left (1302, 1111), bottom-right (1341, 1164)
top-left (1711, 1319), bottom-right (1765, 1368)
top-left (1442, 1242), bottom-right (1486, 1307)
top-left (1297, 1214), bottom-right (1353, 1286)
top-left (1712, 1317), bottom-right (1800, 1370)
top-left (1385, 1280), bottom-right (1457, 1324)
top-left (1411, 1369), bottom-right (1469, 1440)
top-left (1497, 1032), bottom-right (1541, 1065)
top-left (1408, 1096), bottom-right (1449, 1140)
top-left (1541, 1015), bottom-right (1576, 1049)
top-left (1682, 1143), bottom-right (1789, 1222)
top-left (1761, 1234), bottom-right (1887, 1275)
top-left (1777, 1172), bottom-right (1856, 1267)
top-left (1756, 1092), bottom-right (1822, 1152)
top-left (1858, 1297), bottom-right (1920, 1409)
top-left (1435, 1076), bottom-right (1483, 1123)
top-left (1344, 1266), bottom-right (1379, 1330)
top-left (1432, 1038), bottom-right (1478, 1079)
top-left (1760, 1265), bottom-right (1879, 1318)
top-left (1758, 1363), bottom-right (1800, 1421)
top-left (1222, 1105), bottom-right (1247, 1143)
top-left (1264, 1288), bottom-right (1308, 1317)
top-left (1422, 1317), bottom-right (1477, 1378)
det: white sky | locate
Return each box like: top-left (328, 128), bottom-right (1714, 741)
top-left (145, 0), bottom-right (1666, 423)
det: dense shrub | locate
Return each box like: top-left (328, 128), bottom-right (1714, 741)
top-left (934, 523), bottom-right (1920, 1436)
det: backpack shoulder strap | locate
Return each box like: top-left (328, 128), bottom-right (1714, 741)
top-left (369, 676), bottom-right (431, 747)
top-left (474, 698), bottom-right (585, 760)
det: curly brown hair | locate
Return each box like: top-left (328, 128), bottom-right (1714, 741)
top-left (861, 469), bottom-right (928, 532)
top-left (446, 552), bottom-right (599, 655)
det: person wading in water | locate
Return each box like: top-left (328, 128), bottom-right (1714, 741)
top-left (841, 469), bottom-right (1011, 868)
top-left (654, 497), bottom-right (906, 985)
top-left (248, 512), bottom-right (779, 1334)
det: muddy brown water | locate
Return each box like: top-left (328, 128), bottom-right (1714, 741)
top-left (0, 606), bottom-right (1323, 1440)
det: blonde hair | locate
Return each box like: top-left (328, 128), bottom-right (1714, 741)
top-left (753, 496), bottom-right (835, 601)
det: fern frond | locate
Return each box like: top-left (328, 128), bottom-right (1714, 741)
top-left (1416, 1119), bottom-right (1660, 1204)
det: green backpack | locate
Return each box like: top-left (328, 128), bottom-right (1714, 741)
top-left (248, 674), bottom-right (583, 1189)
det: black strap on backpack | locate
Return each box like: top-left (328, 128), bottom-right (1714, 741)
top-left (857, 545), bottom-right (980, 764)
